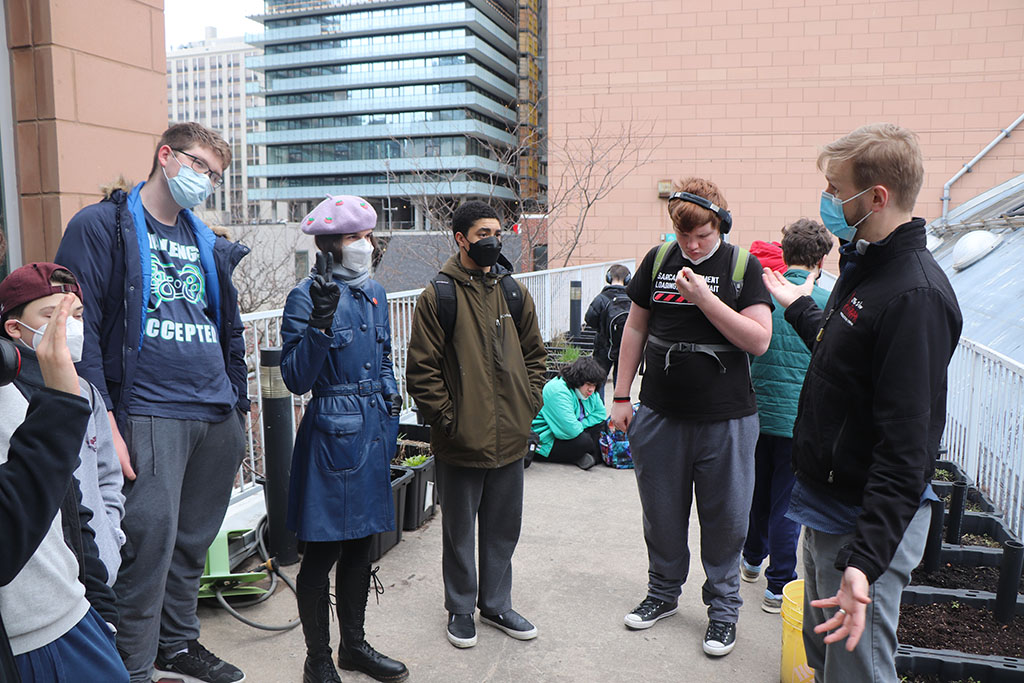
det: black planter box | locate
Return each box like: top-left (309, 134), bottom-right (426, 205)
top-left (897, 589), bottom-right (1024, 681)
top-left (398, 422), bottom-right (431, 443)
top-left (932, 481), bottom-right (1001, 515)
top-left (933, 459), bottom-right (972, 485)
top-left (369, 466), bottom-right (413, 563)
top-left (896, 646), bottom-right (1024, 682)
top-left (402, 456), bottom-right (437, 531)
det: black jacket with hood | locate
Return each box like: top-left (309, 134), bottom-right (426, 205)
top-left (784, 218), bottom-right (962, 583)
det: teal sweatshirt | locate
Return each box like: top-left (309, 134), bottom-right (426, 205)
top-left (531, 376), bottom-right (607, 457)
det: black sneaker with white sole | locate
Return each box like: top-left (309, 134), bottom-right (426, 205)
top-left (702, 619), bottom-right (736, 656)
top-left (480, 609), bottom-right (537, 640)
top-left (153, 640), bottom-right (245, 683)
top-left (623, 596), bottom-right (678, 630)
top-left (447, 613), bottom-right (477, 648)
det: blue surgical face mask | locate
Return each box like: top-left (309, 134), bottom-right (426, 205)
top-left (819, 186), bottom-right (874, 242)
top-left (162, 153), bottom-right (214, 209)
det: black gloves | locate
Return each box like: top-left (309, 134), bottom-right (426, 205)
top-left (387, 393), bottom-right (403, 418)
top-left (308, 251), bottom-right (341, 330)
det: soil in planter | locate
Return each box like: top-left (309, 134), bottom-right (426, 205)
top-left (911, 563), bottom-right (1024, 594)
top-left (939, 524), bottom-right (1003, 548)
top-left (940, 493), bottom-right (984, 513)
top-left (897, 603), bottom-right (1024, 658)
top-left (932, 467), bottom-right (956, 483)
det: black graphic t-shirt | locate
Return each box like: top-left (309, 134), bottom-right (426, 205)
top-left (627, 240), bottom-right (771, 421)
top-left (127, 210), bottom-right (235, 421)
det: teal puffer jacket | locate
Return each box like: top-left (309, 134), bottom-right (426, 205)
top-left (750, 269), bottom-right (830, 437)
top-left (531, 376), bottom-right (607, 457)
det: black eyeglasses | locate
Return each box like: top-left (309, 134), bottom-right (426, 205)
top-left (173, 149), bottom-right (224, 188)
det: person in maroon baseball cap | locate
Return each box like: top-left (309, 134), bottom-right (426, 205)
top-left (0, 261), bottom-right (127, 586)
top-left (0, 264), bottom-right (128, 681)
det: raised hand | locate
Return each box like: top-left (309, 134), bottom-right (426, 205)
top-left (35, 294), bottom-right (80, 396)
top-left (762, 267), bottom-right (814, 309)
top-left (308, 251), bottom-right (341, 330)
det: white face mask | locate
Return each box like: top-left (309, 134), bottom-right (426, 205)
top-left (17, 317), bottom-right (85, 363)
top-left (342, 237), bottom-right (374, 273)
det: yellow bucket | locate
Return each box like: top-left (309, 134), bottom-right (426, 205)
top-left (780, 579), bottom-right (815, 683)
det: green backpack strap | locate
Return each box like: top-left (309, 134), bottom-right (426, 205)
top-left (730, 245), bottom-right (749, 300)
top-left (650, 241), bottom-right (678, 284)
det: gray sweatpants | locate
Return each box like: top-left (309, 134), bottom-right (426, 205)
top-left (436, 458), bottom-right (524, 615)
top-left (115, 414), bottom-right (245, 683)
top-left (629, 405), bottom-right (758, 622)
top-left (802, 503), bottom-right (930, 683)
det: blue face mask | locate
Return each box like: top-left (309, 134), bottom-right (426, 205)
top-left (819, 186), bottom-right (873, 242)
top-left (162, 153), bottom-right (214, 209)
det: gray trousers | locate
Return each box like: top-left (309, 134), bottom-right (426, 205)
top-left (802, 503), bottom-right (930, 683)
top-left (436, 458), bottom-right (524, 615)
top-left (115, 414), bottom-right (245, 682)
top-left (629, 405), bottom-right (758, 622)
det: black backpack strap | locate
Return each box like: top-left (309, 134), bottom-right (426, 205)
top-left (499, 275), bottom-right (524, 331)
top-left (431, 274), bottom-right (457, 345)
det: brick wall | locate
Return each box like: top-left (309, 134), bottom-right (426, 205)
top-left (6, 0), bottom-right (167, 262)
top-left (546, 0), bottom-right (1024, 268)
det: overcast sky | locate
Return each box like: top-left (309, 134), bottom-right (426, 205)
top-left (164, 0), bottom-right (264, 48)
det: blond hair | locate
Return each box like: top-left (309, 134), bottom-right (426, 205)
top-left (817, 123), bottom-right (923, 212)
top-left (149, 122), bottom-right (232, 178)
top-left (667, 177), bottom-right (728, 232)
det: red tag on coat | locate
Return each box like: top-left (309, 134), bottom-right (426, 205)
top-left (372, 297), bottom-right (378, 306)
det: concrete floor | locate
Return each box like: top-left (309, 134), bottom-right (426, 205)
top-left (198, 461), bottom-right (791, 683)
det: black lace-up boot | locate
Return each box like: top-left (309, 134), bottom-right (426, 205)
top-left (297, 579), bottom-right (341, 683)
top-left (336, 563), bottom-right (409, 682)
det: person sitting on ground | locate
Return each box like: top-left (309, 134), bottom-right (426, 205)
top-left (0, 293), bottom-right (128, 682)
top-left (530, 356), bottom-right (608, 470)
top-left (0, 263), bottom-right (125, 586)
top-left (739, 219), bottom-right (832, 614)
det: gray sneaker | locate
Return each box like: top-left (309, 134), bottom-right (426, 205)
top-left (739, 559), bottom-right (762, 583)
top-left (761, 589), bottom-right (783, 614)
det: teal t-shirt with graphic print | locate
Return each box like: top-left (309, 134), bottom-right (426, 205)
top-left (127, 210), bottom-right (235, 421)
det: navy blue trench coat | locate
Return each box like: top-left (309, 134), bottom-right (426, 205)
top-left (280, 274), bottom-right (399, 541)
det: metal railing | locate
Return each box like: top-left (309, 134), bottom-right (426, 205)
top-left (231, 259), bottom-right (633, 501)
top-left (942, 337), bottom-right (1024, 540)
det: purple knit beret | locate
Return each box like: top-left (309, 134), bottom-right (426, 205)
top-left (300, 195), bottom-right (377, 235)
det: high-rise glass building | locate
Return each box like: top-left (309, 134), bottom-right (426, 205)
top-left (246, 0), bottom-right (540, 230)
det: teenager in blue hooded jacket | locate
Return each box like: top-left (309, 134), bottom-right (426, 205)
top-left (280, 196), bottom-right (407, 683)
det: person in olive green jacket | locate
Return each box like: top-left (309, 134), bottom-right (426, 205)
top-left (405, 201), bottom-right (546, 650)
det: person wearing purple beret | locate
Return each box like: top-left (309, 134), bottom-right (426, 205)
top-left (279, 195), bottom-right (408, 683)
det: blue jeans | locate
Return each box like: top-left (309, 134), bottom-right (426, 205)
top-left (742, 434), bottom-right (801, 594)
top-left (16, 608), bottom-right (128, 682)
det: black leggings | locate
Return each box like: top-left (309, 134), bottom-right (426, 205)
top-left (296, 536), bottom-right (372, 592)
top-left (545, 423), bottom-right (603, 464)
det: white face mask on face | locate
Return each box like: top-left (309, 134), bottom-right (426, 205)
top-left (17, 317), bottom-right (85, 363)
top-left (342, 237), bottom-right (374, 273)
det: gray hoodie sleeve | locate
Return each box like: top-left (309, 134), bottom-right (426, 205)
top-left (89, 383), bottom-right (126, 547)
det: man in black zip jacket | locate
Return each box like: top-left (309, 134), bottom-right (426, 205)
top-left (764, 123), bottom-right (961, 683)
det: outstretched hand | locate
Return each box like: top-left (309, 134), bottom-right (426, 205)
top-left (308, 251), bottom-right (341, 330)
top-left (811, 566), bottom-right (872, 651)
top-left (762, 267), bottom-right (814, 309)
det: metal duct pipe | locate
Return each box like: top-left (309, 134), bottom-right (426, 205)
top-left (941, 112), bottom-right (1024, 222)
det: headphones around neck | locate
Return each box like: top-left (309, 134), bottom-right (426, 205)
top-left (605, 267), bottom-right (631, 286)
top-left (668, 191), bottom-right (733, 234)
